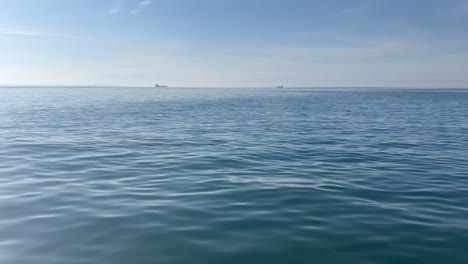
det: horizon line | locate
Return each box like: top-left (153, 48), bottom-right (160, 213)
top-left (1, 85), bottom-right (468, 89)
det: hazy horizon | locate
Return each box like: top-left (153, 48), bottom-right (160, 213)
top-left (2, 0), bottom-right (468, 87)
top-left (1, 85), bottom-right (468, 89)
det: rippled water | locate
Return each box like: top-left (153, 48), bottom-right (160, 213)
top-left (1, 87), bottom-right (468, 264)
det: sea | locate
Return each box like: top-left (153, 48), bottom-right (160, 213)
top-left (1, 87), bottom-right (467, 264)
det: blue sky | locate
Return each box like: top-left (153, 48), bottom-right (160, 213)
top-left (1, 0), bottom-right (468, 87)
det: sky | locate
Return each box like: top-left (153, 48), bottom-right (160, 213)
top-left (1, 0), bottom-right (468, 87)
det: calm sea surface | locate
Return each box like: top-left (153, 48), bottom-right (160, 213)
top-left (1, 87), bottom-right (467, 264)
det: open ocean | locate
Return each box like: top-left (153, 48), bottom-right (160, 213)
top-left (1, 87), bottom-right (467, 264)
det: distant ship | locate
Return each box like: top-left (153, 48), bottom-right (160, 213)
top-left (155, 84), bottom-right (168, 87)
top-left (276, 85), bottom-right (284, 88)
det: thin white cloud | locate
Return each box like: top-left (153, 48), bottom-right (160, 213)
top-left (1, 29), bottom-right (107, 43)
top-left (0, 30), bottom-right (47, 36)
top-left (104, 0), bottom-right (126, 16)
top-left (130, 0), bottom-right (153, 15)
top-left (138, 0), bottom-right (152, 7)
top-left (332, 0), bottom-right (370, 17)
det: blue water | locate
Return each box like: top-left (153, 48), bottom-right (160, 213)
top-left (1, 87), bottom-right (468, 264)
